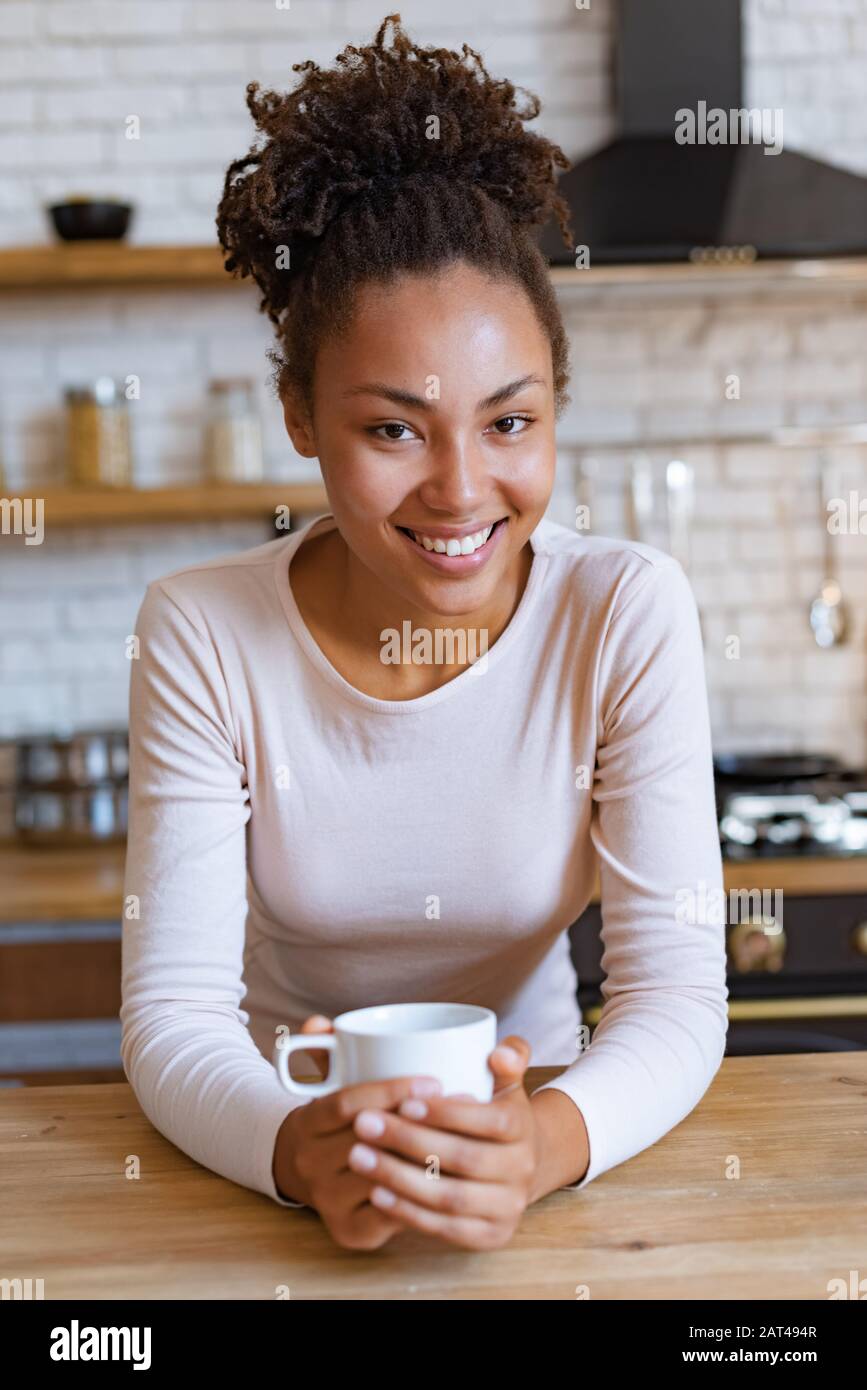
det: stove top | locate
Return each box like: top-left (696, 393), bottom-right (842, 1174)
top-left (714, 762), bottom-right (867, 860)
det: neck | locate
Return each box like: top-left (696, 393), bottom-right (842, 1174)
top-left (330, 528), bottom-right (533, 686)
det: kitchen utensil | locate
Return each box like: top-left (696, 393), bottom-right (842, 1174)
top-left (275, 1002), bottom-right (497, 1101)
top-left (15, 729), bottom-right (128, 787)
top-left (713, 753), bottom-right (847, 783)
top-left (572, 455), bottom-right (598, 533)
top-left (665, 458), bottom-right (694, 569)
top-left (65, 378), bottom-right (132, 486)
top-left (809, 452), bottom-right (849, 648)
top-left (15, 783), bottom-right (127, 845)
top-left (665, 457), bottom-right (705, 640)
top-left (48, 198), bottom-right (132, 241)
top-left (628, 452), bottom-right (654, 542)
top-left (11, 730), bottom-right (129, 846)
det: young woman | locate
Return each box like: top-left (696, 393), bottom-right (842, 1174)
top-left (121, 14), bottom-right (728, 1253)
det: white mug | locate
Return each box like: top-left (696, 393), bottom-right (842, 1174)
top-left (275, 1002), bottom-right (498, 1101)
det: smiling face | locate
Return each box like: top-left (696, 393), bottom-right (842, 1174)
top-left (283, 260), bottom-right (557, 621)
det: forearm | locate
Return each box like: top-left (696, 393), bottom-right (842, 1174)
top-left (528, 1088), bottom-right (590, 1202)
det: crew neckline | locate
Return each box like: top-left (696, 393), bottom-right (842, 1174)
top-left (272, 512), bottom-right (550, 713)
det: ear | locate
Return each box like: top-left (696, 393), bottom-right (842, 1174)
top-left (282, 389), bottom-right (317, 459)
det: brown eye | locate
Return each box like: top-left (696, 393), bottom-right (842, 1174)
top-left (491, 414), bottom-right (532, 434)
top-left (370, 422), bottom-right (414, 440)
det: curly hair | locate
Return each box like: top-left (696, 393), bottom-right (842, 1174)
top-left (216, 12), bottom-right (574, 419)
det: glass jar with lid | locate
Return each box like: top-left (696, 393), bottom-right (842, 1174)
top-left (205, 378), bottom-right (264, 482)
top-left (65, 376), bottom-right (132, 486)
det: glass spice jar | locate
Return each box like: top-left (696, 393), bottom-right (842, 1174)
top-left (205, 378), bottom-right (264, 482)
top-left (64, 377), bottom-right (132, 486)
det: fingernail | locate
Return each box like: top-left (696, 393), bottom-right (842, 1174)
top-left (411, 1077), bottom-right (442, 1097)
top-left (306, 1015), bottom-right (330, 1030)
top-left (398, 1098), bottom-right (427, 1119)
top-left (349, 1143), bottom-right (378, 1172)
top-left (355, 1110), bottom-right (386, 1139)
top-left (493, 1046), bottom-right (521, 1066)
top-left (371, 1186), bottom-right (396, 1208)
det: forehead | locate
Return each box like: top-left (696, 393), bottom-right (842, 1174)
top-left (318, 263), bottom-right (550, 392)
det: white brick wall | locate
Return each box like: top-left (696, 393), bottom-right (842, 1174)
top-left (2, 0), bottom-right (867, 243)
top-left (0, 520), bottom-right (271, 731)
top-left (548, 411), bottom-right (867, 765)
top-left (0, 0), bottom-right (616, 243)
top-left (2, 0), bottom-right (867, 765)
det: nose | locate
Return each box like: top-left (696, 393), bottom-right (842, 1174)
top-left (416, 438), bottom-right (493, 517)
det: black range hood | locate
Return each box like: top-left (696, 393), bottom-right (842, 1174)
top-left (539, 0), bottom-right (867, 264)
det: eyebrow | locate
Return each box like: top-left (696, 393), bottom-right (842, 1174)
top-left (341, 373), bottom-right (546, 413)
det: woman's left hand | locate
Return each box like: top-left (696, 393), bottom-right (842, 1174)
top-left (346, 1035), bottom-right (539, 1250)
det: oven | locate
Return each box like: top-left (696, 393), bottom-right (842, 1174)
top-left (569, 892), bottom-right (867, 1055)
top-left (568, 753), bottom-right (867, 1055)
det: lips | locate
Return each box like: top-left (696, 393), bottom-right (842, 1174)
top-left (397, 518), bottom-right (507, 554)
top-left (395, 517), bottom-right (508, 572)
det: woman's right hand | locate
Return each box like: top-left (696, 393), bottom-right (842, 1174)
top-left (273, 1015), bottom-right (444, 1251)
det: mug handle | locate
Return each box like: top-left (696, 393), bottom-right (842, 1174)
top-left (276, 1033), bottom-right (341, 1098)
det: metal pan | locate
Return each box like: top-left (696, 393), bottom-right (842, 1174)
top-left (713, 753), bottom-right (848, 783)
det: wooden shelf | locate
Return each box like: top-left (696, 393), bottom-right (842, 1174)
top-left (10, 482), bottom-right (327, 526)
top-left (0, 243), bottom-right (230, 288)
top-left (549, 255), bottom-right (867, 288)
top-left (5, 243), bottom-right (867, 291)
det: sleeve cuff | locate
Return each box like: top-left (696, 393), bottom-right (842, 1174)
top-left (531, 1069), bottom-right (607, 1192)
top-left (254, 1087), bottom-right (311, 1209)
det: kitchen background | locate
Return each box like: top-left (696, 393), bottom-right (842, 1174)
top-left (1, 0), bottom-right (867, 757)
top-left (2, 0), bottom-right (867, 1081)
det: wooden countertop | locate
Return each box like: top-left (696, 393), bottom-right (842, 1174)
top-left (0, 844), bottom-right (129, 921)
top-left (2, 1054), bottom-right (865, 1299)
top-left (3, 841), bottom-right (867, 922)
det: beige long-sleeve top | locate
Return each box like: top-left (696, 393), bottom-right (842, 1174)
top-left (120, 511), bottom-right (728, 1208)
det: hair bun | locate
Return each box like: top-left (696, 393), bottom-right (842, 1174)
top-left (218, 12), bottom-right (571, 286)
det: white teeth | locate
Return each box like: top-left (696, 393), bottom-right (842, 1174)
top-left (408, 523), bottom-right (495, 556)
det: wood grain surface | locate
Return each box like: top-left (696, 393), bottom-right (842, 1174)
top-left (4, 243), bottom-right (867, 291)
top-left (2, 1054), bottom-right (865, 1300)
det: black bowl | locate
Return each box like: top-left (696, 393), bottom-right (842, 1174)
top-left (48, 201), bottom-right (133, 241)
